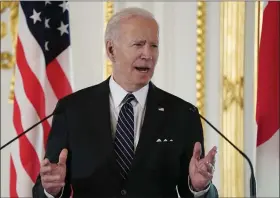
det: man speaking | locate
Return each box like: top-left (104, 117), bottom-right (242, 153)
top-left (33, 7), bottom-right (218, 198)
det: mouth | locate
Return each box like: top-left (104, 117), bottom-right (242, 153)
top-left (135, 67), bottom-right (150, 73)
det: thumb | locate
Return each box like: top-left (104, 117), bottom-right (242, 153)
top-left (58, 148), bottom-right (68, 165)
top-left (192, 142), bottom-right (201, 160)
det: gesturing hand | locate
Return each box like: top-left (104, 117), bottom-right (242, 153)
top-left (40, 149), bottom-right (68, 196)
top-left (189, 142), bottom-right (217, 191)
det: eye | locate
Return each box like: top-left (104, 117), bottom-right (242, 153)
top-left (134, 43), bottom-right (143, 46)
top-left (151, 44), bottom-right (158, 48)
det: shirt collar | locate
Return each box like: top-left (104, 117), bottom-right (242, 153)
top-left (109, 76), bottom-right (149, 108)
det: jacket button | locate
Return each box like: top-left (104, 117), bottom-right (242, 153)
top-left (121, 189), bottom-right (127, 195)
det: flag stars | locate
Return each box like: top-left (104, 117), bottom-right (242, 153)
top-left (57, 21), bottom-right (69, 36)
top-left (45, 18), bottom-right (50, 28)
top-left (59, 1), bottom-right (69, 13)
top-left (30, 9), bottom-right (41, 24)
top-left (45, 1), bottom-right (51, 6)
top-left (45, 41), bottom-right (49, 51)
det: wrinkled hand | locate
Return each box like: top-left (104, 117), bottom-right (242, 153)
top-left (40, 149), bottom-right (68, 196)
top-left (189, 142), bottom-right (217, 191)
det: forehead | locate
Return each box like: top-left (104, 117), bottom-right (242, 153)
top-left (118, 16), bottom-right (159, 42)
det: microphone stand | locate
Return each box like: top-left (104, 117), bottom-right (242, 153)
top-left (199, 114), bottom-right (256, 198)
top-left (0, 113), bottom-right (54, 150)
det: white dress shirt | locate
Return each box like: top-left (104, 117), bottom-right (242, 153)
top-left (45, 77), bottom-right (209, 197)
top-left (109, 76), bottom-right (148, 149)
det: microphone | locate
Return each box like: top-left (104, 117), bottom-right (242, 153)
top-left (198, 113), bottom-right (256, 198)
top-left (0, 108), bottom-right (61, 151)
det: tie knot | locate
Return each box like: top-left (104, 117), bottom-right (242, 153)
top-left (123, 93), bottom-right (136, 104)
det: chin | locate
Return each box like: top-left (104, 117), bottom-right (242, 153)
top-left (132, 72), bottom-right (153, 87)
top-left (136, 79), bottom-right (151, 88)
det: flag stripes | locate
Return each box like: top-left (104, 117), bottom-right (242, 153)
top-left (10, 2), bottom-right (73, 197)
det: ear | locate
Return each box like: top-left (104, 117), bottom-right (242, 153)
top-left (106, 40), bottom-right (115, 63)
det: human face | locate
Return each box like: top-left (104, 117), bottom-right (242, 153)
top-left (108, 16), bottom-right (159, 92)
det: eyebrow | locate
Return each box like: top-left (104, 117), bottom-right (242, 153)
top-left (130, 40), bottom-right (158, 45)
top-left (132, 39), bottom-right (145, 43)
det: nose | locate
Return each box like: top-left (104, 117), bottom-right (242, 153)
top-left (141, 44), bottom-right (153, 60)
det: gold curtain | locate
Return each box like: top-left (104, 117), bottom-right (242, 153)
top-left (196, 1), bottom-right (206, 133)
top-left (220, 2), bottom-right (245, 197)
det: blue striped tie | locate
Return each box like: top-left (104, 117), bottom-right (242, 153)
top-left (114, 94), bottom-right (135, 180)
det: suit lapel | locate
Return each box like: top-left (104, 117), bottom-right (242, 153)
top-left (131, 83), bottom-right (165, 169)
top-left (84, 78), bottom-right (118, 169)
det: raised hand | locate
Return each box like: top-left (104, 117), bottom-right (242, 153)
top-left (189, 142), bottom-right (217, 191)
top-left (40, 148), bottom-right (68, 196)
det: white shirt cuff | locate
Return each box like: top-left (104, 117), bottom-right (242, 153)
top-left (188, 176), bottom-right (210, 197)
top-left (44, 186), bottom-right (64, 198)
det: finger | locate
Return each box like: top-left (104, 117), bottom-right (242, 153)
top-left (197, 159), bottom-right (208, 172)
top-left (198, 168), bottom-right (213, 181)
top-left (40, 165), bottom-right (53, 176)
top-left (205, 146), bottom-right (217, 165)
top-left (58, 149), bottom-right (68, 165)
top-left (208, 153), bottom-right (216, 167)
top-left (44, 182), bottom-right (65, 189)
top-left (212, 154), bottom-right (216, 164)
top-left (205, 161), bottom-right (215, 174)
top-left (197, 159), bottom-right (214, 175)
top-left (41, 158), bottom-right (51, 167)
top-left (42, 175), bottom-right (63, 183)
top-left (192, 142), bottom-right (202, 160)
top-left (45, 187), bottom-right (64, 197)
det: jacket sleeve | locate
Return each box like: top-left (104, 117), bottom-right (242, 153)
top-left (32, 100), bottom-right (72, 198)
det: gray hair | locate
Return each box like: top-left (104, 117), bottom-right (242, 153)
top-left (104, 7), bottom-right (157, 44)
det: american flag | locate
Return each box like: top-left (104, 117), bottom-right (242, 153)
top-left (10, 1), bottom-right (73, 197)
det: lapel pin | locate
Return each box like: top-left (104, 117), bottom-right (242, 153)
top-left (158, 107), bottom-right (164, 111)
